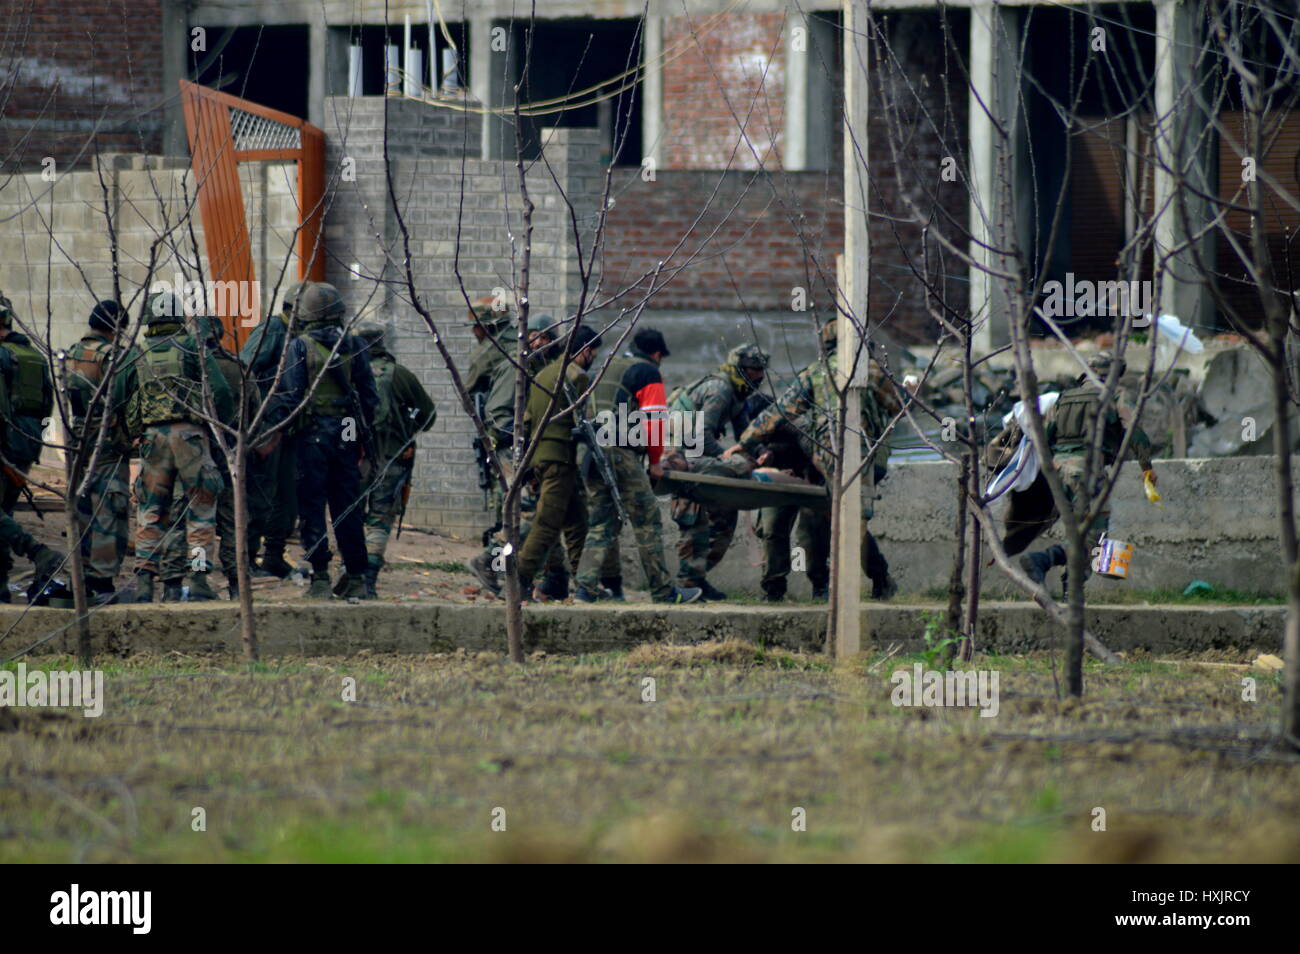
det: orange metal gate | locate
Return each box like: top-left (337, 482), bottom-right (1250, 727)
top-left (179, 80), bottom-right (325, 349)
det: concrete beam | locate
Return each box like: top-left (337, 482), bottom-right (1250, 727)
top-left (782, 11), bottom-right (835, 172)
top-left (967, 2), bottom-right (1027, 352)
top-left (1153, 0), bottom-right (1215, 327)
top-left (642, 14), bottom-right (664, 169)
top-left (15, 601), bottom-right (1282, 658)
top-left (161, 0), bottom-right (189, 156)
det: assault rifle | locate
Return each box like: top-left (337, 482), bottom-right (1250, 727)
top-left (563, 377), bottom-right (630, 527)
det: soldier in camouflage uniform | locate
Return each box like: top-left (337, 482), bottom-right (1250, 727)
top-left (0, 293), bottom-right (54, 602)
top-left (352, 325), bottom-right (436, 598)
top-left (574, 328), bottom-right (701, 604)
top-left (113, 292), bottom-right (233, 603)
top-left (240, 280), bottom-right (309, 578)
top-left (466, 296), bottom-right (515, 546)
top-left (729, 321), bottom-right (900, 600)
top-left (162, 315), bottom-right (270, 600)
top-left (997, 351), bottom-right (1156, 588)
top-left (666, 343), bottom-right (768, 599)
top-left (266, 283), bottom-right (378, 601)
top-left (65, 300), bottom-right (132, 604)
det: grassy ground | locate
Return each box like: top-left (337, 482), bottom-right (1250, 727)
top-left (2, 643), bottom-right (1297, 863)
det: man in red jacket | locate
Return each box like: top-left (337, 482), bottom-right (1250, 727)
top-left (574, 327), bottom-right (701, 604)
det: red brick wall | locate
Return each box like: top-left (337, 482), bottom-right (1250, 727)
top-left (609, 11), bottom-right (968, 344)
top-left (1, 0), bottom-right (165, 171)
top-left (661, 12), bottom-right (786, 171)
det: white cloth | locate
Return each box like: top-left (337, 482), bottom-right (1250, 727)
top-left (985, 393), bottom-right (1060, 500)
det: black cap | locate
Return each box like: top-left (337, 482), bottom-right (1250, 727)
top-left (633, 327), bottom-right (669, 357)
top-left (89, 300), bottom-right (126, 333)
top-left (568, 325), bottom-right (602, 355)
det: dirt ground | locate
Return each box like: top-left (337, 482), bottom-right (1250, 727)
top-left (2, 644), bottom-right (1297, 862)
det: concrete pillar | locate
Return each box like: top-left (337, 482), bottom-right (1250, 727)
top-left (642, 14), bottom-right (664, 169)
top-left (160, 0), bottom-right (188, 155)
top-left (837, 0), bottom-right (870, 659)
top-left (1153, 0), bottom-right (1215, 327)
top-left (471, 18), bottom-right (518, 160)
top-left (783, 13), bottom-right (834, 172)
top-left (307, 21), bottom-right (327, 128)
top-left (967, 2), bottom-right (1026, 352)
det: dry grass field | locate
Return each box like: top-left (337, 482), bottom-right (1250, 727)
top-left (2, 642), bottom-right (1298, 863)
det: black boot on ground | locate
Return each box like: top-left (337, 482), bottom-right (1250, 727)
top-left (260, 553), bottom-right (293, 579)
top-left (162, 579), bottom-right (185, 602)
top-left (600, 575), bottom-right (625, 602)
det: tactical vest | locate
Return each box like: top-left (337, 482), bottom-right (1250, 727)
top-left (132, 337), bottom-right (202, 430)
top-left (302, 335), bottom-right (352, 417)
top-left (591, 354), bottom-right (654, 417)
top-left (1051, 386), bottom-right (1100, 449)
top-left (66, 335), bottom-right (127, 447)
top-left (667, 372), bottom-right (718, 416)
top-left (809, 353), bottom-right (892, 473)
top-left (1, 338), bottom-right (48, 418)
top-left (1052, 384), bottom-right (1124, 462)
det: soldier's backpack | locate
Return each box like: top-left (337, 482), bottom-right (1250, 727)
top-left (66, 336), bottom-right (126, 446)
top-left (370, 354), bottom-right (429, 453)
top-left (301, 334), bottom-right (353, 417)
top-left (0, 337), bottom-right (51, 420)
top-left (126, 336), bottom-right (202, 437)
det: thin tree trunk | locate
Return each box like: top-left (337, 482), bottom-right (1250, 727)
top-left (65, 482), bottom-right (91, 666)
top-left (1065, 538), bottom-right (1087, 697)
top-left (943, 452), bottom-right (968, 666)
top-left (232, 433), bottom-right (257, 661)
top-left (501, 485), bottom-right (525, 663)
top-left (963, 454), bottom-right (982, 662)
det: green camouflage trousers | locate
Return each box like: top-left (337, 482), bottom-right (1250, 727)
top-left (755, 505), bottom-right (829, 596)
top-left (75, 457), bottom-right (129, 581)
top-left (365, 456), bottom-right (413, 571)
top-left (133, 423), bottom-right (223, 578)
top-left (577, 447), bottom-right (673, 599)
top-left (673, 502), bottom-right (736, 584)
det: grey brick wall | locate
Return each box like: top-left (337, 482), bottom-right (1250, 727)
top-left (322, 95), bottom-right (606, 539)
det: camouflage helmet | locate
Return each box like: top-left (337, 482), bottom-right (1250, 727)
top-left (296, 282), bottom-right (346, 324)
top-left (468, 294), bottom-right (512, 332)
top-left (1087, 350), bottom-right (1126, 379)
top-left (143, 290), bottom-right (186, 325)
top-left (725, 344), bottom-right (769, 371)
top-left (0, 291), bottom-right (14, 327)
top-left (528, 313), bottom-right (555, 336)
top-left (281, 280), bottom-right (312, 318)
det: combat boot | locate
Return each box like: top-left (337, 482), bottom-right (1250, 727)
top-left (363, 565), bottom-right (380, 600)
top-left (762, 581), bottom-right (787, 603)
top-left (161, 579), bottom-right (185, 602)
top-left (871, 572), bottom-right (898, 601)
top-left (600, 575), bottom-right (626, 602)
top-left (118, 572), bottom-right (157, 604)
top-left (188, 573), bottom-right (218, 602)
top-left (260, 553), bottom-right (293, 579)
top-left (1020, 545), bottom-right (1066, 586)
top-left (332, 572), bottom-right (351, 597)
top-left (697, 580), bottom-right (728, 602)
top-left (574, 583), bottom-right (612, 603)
top-left (468, 552), bottom-right (501, 597)
top-left (653, 586), bottom-right (703, 605)
top-left (343, 574), bottom-right (370, 603)
top-left (307, 571), bottom-right (333, 599)
top-left (84, 575), bottom-right (117, 607)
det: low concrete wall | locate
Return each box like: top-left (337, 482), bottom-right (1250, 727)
top-left (678, 456), bottom-right (1291, 599)
top-left (13, 601), bottom-right (1283, 658)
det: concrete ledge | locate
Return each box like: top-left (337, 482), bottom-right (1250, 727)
top-left (7, 602), bottom-right (1283, 657)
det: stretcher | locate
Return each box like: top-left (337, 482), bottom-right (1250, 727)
top-left (654, 470), bottom-right (830, 512)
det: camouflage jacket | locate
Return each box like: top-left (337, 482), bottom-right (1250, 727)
top-left (113, 323), bottom-right (235, 439)
top-left (737, 349), bottom-right (897, 480)
top-left (668, 372), bottom-right (744, 458)
top-left (239, 312), bottom-right (291, 391)
top-left (65, 329), bottom-right (132, 457)
top-left (467, 327), bottom-right (514, 399)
